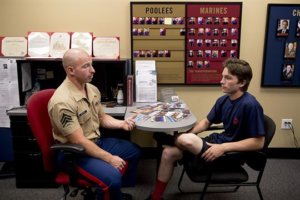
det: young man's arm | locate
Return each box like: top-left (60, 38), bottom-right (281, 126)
top-left (189, 118), bottom-right (211, 134)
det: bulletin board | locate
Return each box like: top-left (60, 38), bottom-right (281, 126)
top-left (130, 2), bottom-right (242, 85)
top-left (261, 4), bottom-right (300, 87)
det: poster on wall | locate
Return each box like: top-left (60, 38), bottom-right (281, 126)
top-left (135, 60), bottom-right (157, 102)
top-left (262, 4), bottom-right (300, 87)
top-left (185, 2), bottom-right (242, 85)
top-left (131, 2), bottom-right (186, 84)
top-left (130, 2), bottom-right (242, 85)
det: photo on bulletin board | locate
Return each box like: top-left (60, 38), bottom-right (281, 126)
top-left (261, 4), bottom-right (300, 87)
top-left (284, 41), bottom-right (297, 59)
top-left (296, 19), bottom-right (300, 37)
top-left (276, 19), bottom-right (290, 37)
top-left (281, 63), bottom-right (295, 82)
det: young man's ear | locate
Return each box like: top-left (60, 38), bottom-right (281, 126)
top-left (239, 80), bottom-right (246, 88)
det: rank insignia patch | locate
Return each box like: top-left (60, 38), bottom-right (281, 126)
top-left (60, 113), bottom-right (72, 128)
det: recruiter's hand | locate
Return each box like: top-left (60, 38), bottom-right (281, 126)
top-left (122, 115), bottom-right (136, 131)
top-left (109, 155), bottom-right (127, 170)
top-left (201, 143), bottom-right (225, 162)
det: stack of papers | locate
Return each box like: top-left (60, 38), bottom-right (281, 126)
top-left (131, 102), bottom-right (190, 123)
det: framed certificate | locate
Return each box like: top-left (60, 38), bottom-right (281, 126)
top-left (93, 37), bottom-right (120, 59)
top-left (0, 37), bottom-right (27, 57)
top-left (49, 32), bottom-right (70, 58)
top-left (27, 32), bottom-right (50, 57)
top-left (71, 32), bottom-right (93, 56)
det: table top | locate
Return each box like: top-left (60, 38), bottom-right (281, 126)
top-left (125, 102), bottom-right (197, 134)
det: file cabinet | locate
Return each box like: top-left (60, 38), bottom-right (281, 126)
top-left (9, 114), bottom-right (57, 188)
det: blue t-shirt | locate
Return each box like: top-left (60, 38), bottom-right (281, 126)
top-left (207, 92), bottom-right (265, 144)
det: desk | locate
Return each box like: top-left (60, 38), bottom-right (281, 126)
top-left (7, 106), bottom-right (127, 117)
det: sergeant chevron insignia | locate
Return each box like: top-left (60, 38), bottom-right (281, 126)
top-left (61, 113), bottom-right (72, 128)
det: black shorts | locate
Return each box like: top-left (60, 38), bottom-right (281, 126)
top-left (180, 133), bottom-right (246, 167)
top-left (179, 133), bottom-right (217, 165)
top-left (199, 134), bottom-right (217, 154)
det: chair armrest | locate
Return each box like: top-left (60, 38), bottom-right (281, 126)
top-left (219, 151), bottom-right (267, 171)
top-left (207, 124), bottom-right (224, 131)
top-left (214, 151), bottom-right (245, 164)
top-left (51, 143), bottom-right (85, 155)
top-left (51, 143), bottom-right (86, 184)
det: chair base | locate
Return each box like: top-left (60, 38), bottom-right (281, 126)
top-left (178, 168), bottom-right (264, 200)
top-left (61, 186), bottom-right (96, 200)
top-left (178, 181), bottom-right (264, 200)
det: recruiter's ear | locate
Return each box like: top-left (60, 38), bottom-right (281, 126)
top-left (66, 66), bottom-right (75, 75)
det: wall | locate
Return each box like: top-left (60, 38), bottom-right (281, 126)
top-left (0, 0), bottom-right (299, 148)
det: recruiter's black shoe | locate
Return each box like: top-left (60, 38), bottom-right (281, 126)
top-left (122, 192), bottom-right (133, 200)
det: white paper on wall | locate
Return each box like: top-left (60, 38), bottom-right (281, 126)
top-left (0, 58), bottom-right (20, 128)
top-left (135, 60), bottom-right (157, 102)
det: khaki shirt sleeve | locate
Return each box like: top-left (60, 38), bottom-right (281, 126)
top-left (51, 102), bottom-right (81, 136)
top-left (98, 103), bottom-right (105, 118)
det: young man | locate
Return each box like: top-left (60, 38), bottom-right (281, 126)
top-left (146, 58), bottom-right (265, 200)
top-left (48, 48), bottom-right (140, 200)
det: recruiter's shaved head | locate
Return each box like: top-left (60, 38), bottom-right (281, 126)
top-left (62, 48), bottom-right (89, 70)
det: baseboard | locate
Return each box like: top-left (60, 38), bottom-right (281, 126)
top-left (267, 148), bottom-right (300, 159)
top-left (140, 147), bottom-right (300, 159)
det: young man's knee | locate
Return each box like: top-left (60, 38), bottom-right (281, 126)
top-left (161, 147), bottom-right (181, 162)
top-left (176, 133), bottom-right (197, 148)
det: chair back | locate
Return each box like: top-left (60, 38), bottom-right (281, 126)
top-left (246, 114), bottom-right (276, 171)
top-left (26, 89), bottom-right (56, 173)
top-left (263, 114), bottom-right (276, 149)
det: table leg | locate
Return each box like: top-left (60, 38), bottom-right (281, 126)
top-left (153, 132), bottom-right (177, 173)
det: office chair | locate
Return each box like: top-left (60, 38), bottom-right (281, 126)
top-left (26, 89), bottom-right (96, 200)
top-left (177, 114), bottom-right (276, 200)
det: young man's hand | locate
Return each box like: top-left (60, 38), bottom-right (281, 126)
top-left (201, 143), bottom-right (225, 162)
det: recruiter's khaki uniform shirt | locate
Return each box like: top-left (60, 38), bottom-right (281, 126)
top-left (48, 78), bottom-right (105, 143)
